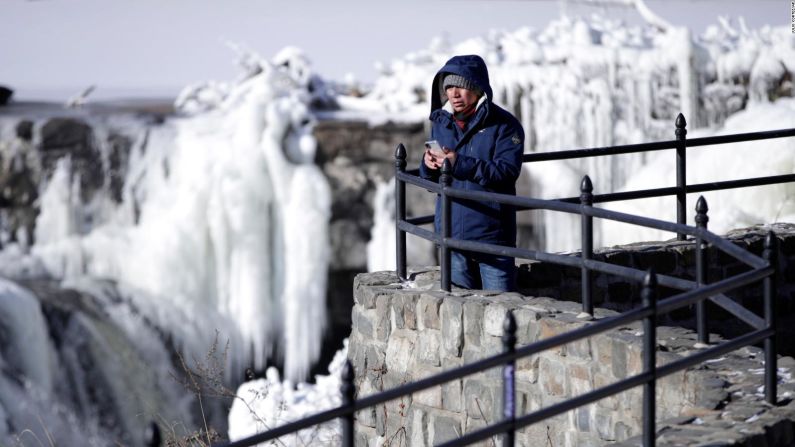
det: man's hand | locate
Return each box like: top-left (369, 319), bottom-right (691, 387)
top-left (424, 148), bottom-right (456, 170)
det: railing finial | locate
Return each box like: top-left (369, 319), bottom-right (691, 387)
top-left (675, 113), bottom-right (687, 136)
top-left (580, 175), bottom-right (593, 195)
top-left (695, 196), bottom-right (709, 228)
top-left (395, 143), bottom-right (407, 162)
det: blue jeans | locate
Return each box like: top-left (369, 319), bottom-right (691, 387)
top-left (451, 250), bottom-right (516, 292)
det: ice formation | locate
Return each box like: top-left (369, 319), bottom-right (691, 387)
top-left (227, 340), bottom-right (348, 446)
top-left (11, 47), bottom-right (332, 383)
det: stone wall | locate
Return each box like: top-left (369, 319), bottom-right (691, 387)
top-left (348, 265), bottom-right (795, 447)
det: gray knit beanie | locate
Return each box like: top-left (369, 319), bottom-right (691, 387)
top-left (443, 74), bottom-right (481, 94)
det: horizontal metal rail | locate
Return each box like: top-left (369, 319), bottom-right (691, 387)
top-left (397, 177), bottom-right (766, 270)
top-left (551, 174), bottom-right (795, 205)
top-left (656, 267), bottom-right (773, 315)
top-left (522, 127), bottom-right (795, 162)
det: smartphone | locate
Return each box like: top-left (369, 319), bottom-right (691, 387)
top-left (424, 140), bottom-right (447, 157)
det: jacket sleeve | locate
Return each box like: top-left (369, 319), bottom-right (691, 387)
top-left (452, 122), bottom-right (524, 188)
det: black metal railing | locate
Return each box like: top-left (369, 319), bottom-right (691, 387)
top-left (151, 116), bottom-right (793, 447)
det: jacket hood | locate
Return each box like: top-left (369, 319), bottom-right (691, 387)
top-left (430, 54), bottom-right (493, 114)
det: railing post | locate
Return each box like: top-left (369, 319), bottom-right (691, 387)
top-left (695, 196), bottom-right (709, 346)
top-left (580, 175), bottom-right (594, 317)
top-left (764, 231), bottom-right (778, 405)
top-left (145, 421), bottom-right (161, 447)
top-left (440, 159), bottom-right (453, 292)
top-left (502, 311), bottom-right (517, 447)
top-left (642, 269), bottom-right (657, 447)
top-left (675, 113), bottom-right (687, 241)
top-left (395, 144), bottom-right (407, 281)
top-left (341, 360), bottom-right (356, 447)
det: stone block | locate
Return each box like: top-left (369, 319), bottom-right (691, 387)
top-left (484, 303), bottom-right (509, 337)
top-left (442, 379), bottom-right (463, 412)
top-left (611, 336), bottom-right (629, 379)
top-left (513, 307), bottom-right (543, 345)
top-left (390, 293), bottom-right (418, 330)
top-left (418, 294), bottom-right (442, 330)
top-left (625, 344), bottom-right (642, 377)
top-left (539, 356), bottom-right (567, 396)
top-left (576, 406), bottom-right (591, 432)
top-left (414, 385), bottom-right (443, 408)
top-left (566, 430), bottom-right (605, 447)
top-left (357, 379), bottom-right (379, 427)
top-left (408, 406), bottom-right (428, 446)
top-left (516, 354), bottom-right (540, 384)
top-left (463, 300), bottom-right (485, 347)
top-left (657, 369), bottom-right (687, 412)
top-left (538, 317), bottom-right (570, 355)
top-left (350, 337), bottom-right (368, 378)
top-left (567, 336), bottom-right (592, 360)
top-left (592, 334), bottom-right (612, 372)
top-left (375, 402), bottom-right (386, 437)
top-left (568, 361), bottom-right (593, 395)
top-left (465, 415), bottom-right (488, 434)
top-left (375, 294), bottom-right (392, 343)
top-left (382, 406), bottom-right (410, 446)
top-left (464, 379), bottom-right (499, 422)
top-left (385, 331), bottom-right (416, 380)
top-left (593, 371), bottom-right (619, 411)
top-left (429, 412), bottom-right (463, 445)
top-left (594, 410), bottom-right (614, 440)
top-left (441, 297), bottom-right (464, 358)
top-left (460, 417), bottom-right (493, 446)
top-left (614, 421), bottom-right (632, 442)
top-left (355, 426), bottom-right (376, 447)
top-left (417, 329), bottom-right (441, 367)
top-left (352, 307), bottom-right (375, 339)
top-left (513, 377), bottom-right (538, 412)
top-left (520, 414), bottom-right (567, 445)
top-left (365, 345), bottom-right (385, 373)
top-left (692, 376), bottom-right (729, 410)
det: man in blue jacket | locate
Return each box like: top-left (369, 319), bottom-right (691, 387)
top-left (420, 54), bottom-right (524, 292)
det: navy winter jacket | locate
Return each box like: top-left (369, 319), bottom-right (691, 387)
top-left (420, 55), bottom-right (525, 247)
